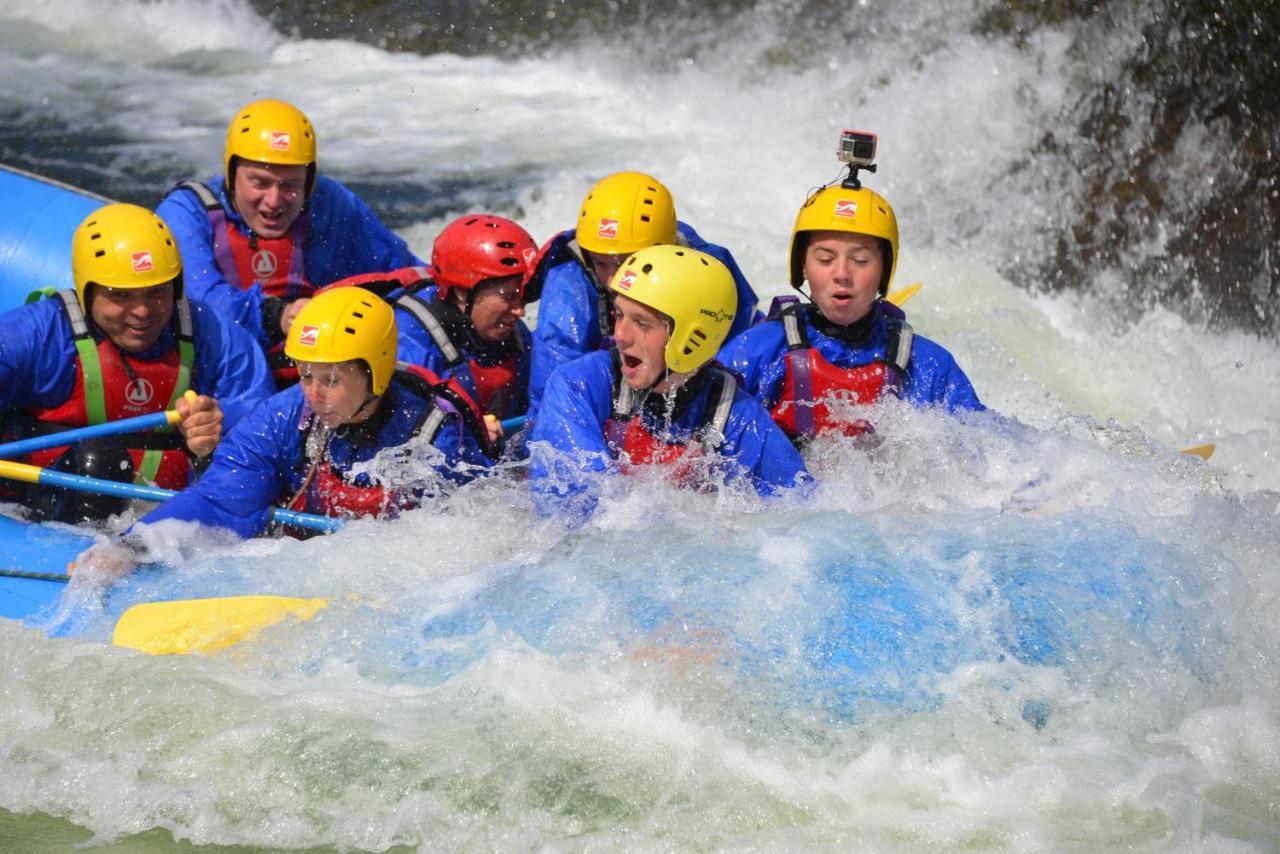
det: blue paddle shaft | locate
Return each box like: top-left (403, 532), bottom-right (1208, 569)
top-left (0, 410), bottom-right (176, 460)
top-left (32, 468), bottom-right (342, 533)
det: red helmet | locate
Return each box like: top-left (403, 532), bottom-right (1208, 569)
top-left (431, 214), bottom-right (538, 298)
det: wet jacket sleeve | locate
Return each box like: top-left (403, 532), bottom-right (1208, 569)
top-left (719, 322), bottom-right (789, 407)
top-left (903, 335), bottom-right (985, 413)
top-left (527, 353), bottom-right (615, 521)
top-left (156, 185), bottom-right (271, 346)
top-left (305, 176), bottom-right (425, 287)
top-left (719, 390), bottom-right (813, 496)
top-left (138, 390), bottom-right (301, 539)
top-left (189, 301), bottom-right (276, 431)
top-left (0, 300), bottom-right (76, 413)
top-left (528, 262), bottom-right (602, 419)
top-left (677, 221), bottom-right (762, 339)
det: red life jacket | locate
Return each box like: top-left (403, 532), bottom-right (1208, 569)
top-left (603, 351), bottom-right (736, 483)
top-left (768, 302), bottom-right (912, 441)
top-left (284, 364), bottom-right (492, 524)
top-left (176, 181), bottom-right (312, 301)
top-left (394, 291), bottom-right (528, 419)
top-left (25, 290), bottom-right (196, 489)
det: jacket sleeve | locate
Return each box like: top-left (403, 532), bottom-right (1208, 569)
top-left (720, 392), bottom-right (813, 497)
top-left (904, 336), bottom-right (985, 413)
top-left (528, 263), bottom-right (601, 418)
top-left (719, 323), bottom-right (788, 407)
top-left (527, 356), bottom-right (614, 522)
top-left (137, 393), bottom-right (298, 538)
top-left (0, 300), bottom-right (75, 413)
top-left (306, 177), bottom-right (425, 286)
top-left (157, 186), bottom-right (272, 347)
top-left (190, 302), bottom-right (276, 431)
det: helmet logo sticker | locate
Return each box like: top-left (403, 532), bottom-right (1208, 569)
top-left (615, 269), bottom-right (636, 291)
top-left (252, 250), bottom-right (279, 278)
top-left (130, 251), bottom-right (154, 273)
top-left (700, 308), bottom-right (732, 323)
top-left (269, 131), bottom-right (291, 151)
top-left (124, 378), bottom-right (154, 407)
top-left (523, 247), bottom-right (537, 265)
top-left (835, 200), bottom-right (858, 218)
top-left (298, 324), bottom-right (320, 347)
top-left (597, 218), bottom-right (618, 241)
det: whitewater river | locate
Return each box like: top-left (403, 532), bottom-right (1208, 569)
top-left (1, 0), bottom-right (1277, 850)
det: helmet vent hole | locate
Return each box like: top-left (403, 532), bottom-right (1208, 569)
top-left (499, 258), bottom-right (518, 267)
top-left (352, 311), bottom-right (365, 319)
top-left (641, 263), bottom-right (653, 274)
top-left (699, 257), bottom-right (708, 266)
top-left (497, 241), bottom-right (515, 249)
top-left (640, 215), bottom-right (651, 223)
top-left (642, 198), bottom-right (654, 206)
top-left (343, 326), bottom-right (357, 335)
top-left (94, 250), bottom-right (106, 258)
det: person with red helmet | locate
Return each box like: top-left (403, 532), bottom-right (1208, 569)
top-left (393, 214), bottom-right (538, 454)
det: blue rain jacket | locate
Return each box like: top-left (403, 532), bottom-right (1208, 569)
top-left (157, 175), bottom-right (424, 348)
top-left (0, 295), bottom-right (273, 430)
top-left (529, 350), bottom-right (810, 521)
top-left (721, 301), bottom-right (984, 415)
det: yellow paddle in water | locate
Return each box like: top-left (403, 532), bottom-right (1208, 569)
top-left (113, 595), bottom-right (328, 655)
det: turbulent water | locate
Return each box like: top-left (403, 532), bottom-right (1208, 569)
top-left (2, 0), bottom-right (1279, 850)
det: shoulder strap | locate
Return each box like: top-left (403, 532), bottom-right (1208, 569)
top-left (394, 364), bottom-right (496, 458)
top-left (394, 294), bottom-right (464, 367)
top-left (883, 316), bottom-right (913, 374)
top-left (780, 301), bottom-right (810, 351)
top-left (694, 367), bottom-right (736, 452)
top-left (175, 180), bottom-right (222, 211)
top-left (55, 289), bottom-right (107, 425)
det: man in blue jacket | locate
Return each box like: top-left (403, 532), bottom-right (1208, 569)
top-left (129, 286), bottom-right (493, 542)
top-left (526, 171), bottom-right (760, 417)
top-left (0, 203), bottom-right (273, 523)
top-left (156, 99), bottom-right (424, 365)
top-left (721, 175), bottom-right (982, 445)
top-left (530, 245), bottom-right (808, 523)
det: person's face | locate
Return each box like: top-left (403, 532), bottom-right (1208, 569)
top-left (296, 360), bottom-right (373, 429)
top-left (89, 282), bottom-right (175, 353)
top-left (583, 250), bottom-right (628, 290)
top-left (232, 160), bottom-right (308, 239)
top-left (803, 231), bottom-right (884, 326)
top-left (466, 275), bottom-right (525, 343)
top-left (611, 294), bottom-right (672, 391)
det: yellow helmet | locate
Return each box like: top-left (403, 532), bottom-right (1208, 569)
top-left (71, 203), bottom-right (184, 311)
top-left (609, 245), bottom-right (736, 374)
top-left (224, 99), bottom-right (318, 196)
top-left (576, 171), bottom-right (678, 255)
top-left (789, 184), bottom-right (899, 295)
top-left (285, 286), bottom-right (397, 395)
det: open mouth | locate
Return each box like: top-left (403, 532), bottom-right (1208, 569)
top-left (620, 353), bottom-right (643, 371)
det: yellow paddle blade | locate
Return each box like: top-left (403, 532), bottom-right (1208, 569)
top-left (887, 282), bottom-right (923, 308)
top-left (1180, 443), bottom-right (1216, 461)
top-left (113, 595), bottom-right (329, 655)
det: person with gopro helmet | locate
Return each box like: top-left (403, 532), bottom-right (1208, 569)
top-left (156, 99), bottom-right (424, 377)
top-left (393, 214), bottom-right (538, 454)
top-left (525, 171), bottom-right (761, 418)
top-left (116, 286), bottom-right (493, 542)
top-left (0, 203), bottom-right (273, 524)
top-left (721, 131), bottom-right (982, 445)
top-left (528, 245), bottom-right (807, 521)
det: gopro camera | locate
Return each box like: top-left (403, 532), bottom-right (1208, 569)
top-left (837, 130), bottom-right (878, 167)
